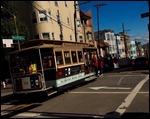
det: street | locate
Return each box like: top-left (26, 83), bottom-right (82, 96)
top-left (1, 68), bottom-right (149, 118)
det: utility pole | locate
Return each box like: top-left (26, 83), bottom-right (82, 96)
top-left (57, 10), bottom-right (63, 40)
top-left (1, 6), bottom-right (20, 50)
top-left (93, 4), bottom-right (106, 58)
top-left (74, 1), bottom-right (77, 42)
top-left (115, 34), bottom-right (120, 58)
top-left (122, 22), bottom-right (127, 58)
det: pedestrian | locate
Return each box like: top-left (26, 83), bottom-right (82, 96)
top-left (99, 56), bottom-right (104, 76)
top-left (92, 53), bottom-right (98, 76)
top-left (2, 81), bottom-right (6, 88)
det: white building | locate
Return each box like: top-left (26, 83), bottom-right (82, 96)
top-left (97, 29), bottom-right (117, 57)
top-left (114, 34), bottom-right (123, 58)
top-left (130, 40), bottom-right (137, 59)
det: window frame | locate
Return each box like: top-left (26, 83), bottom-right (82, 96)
top-left (71, 51), bottom-right (78, 64)
top-left (42, 32), bottom-right (50, 39)
top-left (64, 51), bottom-right (71, 65)
top-left (77, 51), bottom-right (83, 63)
top-left (38, 10), bottom-right (48, 22)
top-left (55, 51), bottom-right (64, 66)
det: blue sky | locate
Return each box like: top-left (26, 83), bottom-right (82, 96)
top-left (78, 1), bottom-right (149, 45)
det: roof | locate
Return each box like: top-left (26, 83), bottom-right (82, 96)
top-left (80, 10), bottom-right (91, 20)
top-left (97, 41), bottom-right (109, 47)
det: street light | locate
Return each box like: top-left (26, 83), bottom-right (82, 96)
top-left (93, 4), bottom-right (106, 57)
top-left (1, 6), bottom-right (20, 50)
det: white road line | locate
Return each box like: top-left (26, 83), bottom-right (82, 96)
top-left (89, 86), bottom-right (131, 90)
top-left (117, 76), bottom-right (124, 85)
top-left (105, 75), bottom-right (147, 77)
top-left (116, 75), bottom-right (149, 115)
top-left (13, 112), bottom-right (40, 117)
top-left (69, 92), bottom-right (149, 94)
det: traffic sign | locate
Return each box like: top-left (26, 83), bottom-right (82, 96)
top-left (12, 35), bottom-right (25, 40)
top-left (141, 12), bottom-right (149, 18)
top-left (2, 39), bottom-right (14, 48)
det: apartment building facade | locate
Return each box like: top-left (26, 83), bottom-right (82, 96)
top-left (95, 29), bottom-right (117, 57)
top-left (119, 32), bottom-right (131, 58)
top-left (142, 43), bottom-right (149, 58)
top-left (14, 1), bottom-right (86, 43)
top-left (114, 34), bottom-right (123, 58)
top-left (130, 40), bottom-right (137, 59)
top-left (80, 10), bottom-right (97, 47)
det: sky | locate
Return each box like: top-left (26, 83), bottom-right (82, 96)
top-left (78, 1), bottom-right (149, 45)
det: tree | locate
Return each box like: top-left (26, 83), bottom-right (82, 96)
top-left (1, 1), bottom-right (30, 40)
top-left (0, 1), bottom-right (30, 80)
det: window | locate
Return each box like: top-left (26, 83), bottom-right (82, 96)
top-left (79, 36), bottom-right (83, 42)
top-left (41, 48), bottom-right (54, 68)
top-left (71, 51), bottom-right (77, 63)
top-left (67, 18), bottom-right (70, 24)
top-left (87, 33), bottom-right (92, 40)
top-left (64, 1), bottom-right (67, 7)
top-left (107, 34), bottom-right (110, 40)
top-left (77, 20), bottom-right (81, 27)
top-left (54, 1), bottom-right (58, 6)
top-left (55, 51), bottom-right (63, 65)
top-left (70, 35), bottom-right (72, 41)
top-left (42, 33), bottom-right (50, 39)
top-left (78, 51), bottom-right (83, 62)
top-left (52, 32), bottom-right (55, 40)
top-left (39, 10), bottom-right (47, 22)
top-left (32, 12), bottom-right (37, 23)
top-left (64, 51), bottom-right (71, 64)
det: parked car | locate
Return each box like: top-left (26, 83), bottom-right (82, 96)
top-left (118, 58), bottom-right (132, 68)
top-left (132, 57), bottom-right (149, 70)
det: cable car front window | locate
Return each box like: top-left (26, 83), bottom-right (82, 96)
top-left (10, 49), bottom-right (41, 76)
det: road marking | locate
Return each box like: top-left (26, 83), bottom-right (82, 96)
top-left (104, 75), bottom-right (147, 77)
top-left (89, 86), bottom-right (131, 90)
top-left (14, 112), bottom-right (40, 117)
top-left (69, 92), bottom-right (149, 94)
top-left (116, 75), bottom-right (149, 115)
top-left (117, 76), bottom-right (124, 85)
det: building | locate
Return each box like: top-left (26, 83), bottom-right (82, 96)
top-left (130, 40), bottom-right (137, 59)
top-left (95, 29), bottom-right (116, 57)
top-left (13, 1), bottom-right (86, 44)
top-left (135, 41), bottom-right (143, 57)
top-left (80, 10), bottom-right (96, 47)
top-left (119, 32), bottom-right (131, 58)
top-left (114, 34), bottom-right (123, 59)
top-left (142, 43), bottom-right (149, 58)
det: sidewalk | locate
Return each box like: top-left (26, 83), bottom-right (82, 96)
top-left (1, 84), bottom-right (12, 90)
top-left (1, 84), bottom-right (13, 98)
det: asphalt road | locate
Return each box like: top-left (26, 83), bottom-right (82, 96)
top-left (1, 68), bottom-right (149, 118)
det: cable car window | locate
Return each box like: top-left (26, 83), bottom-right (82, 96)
top-left (78, 51), bottom-right (83, 62)
top-left (40, 48), bottom-right (55, 68)
top-left (64, 51), bottom-right (71, 64)
top-left (71, 51), bottom-right (77, 63)
top-left (55, 51), bottom-right (64, 65)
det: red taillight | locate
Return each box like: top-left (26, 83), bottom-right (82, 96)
top-left (132, 61), bottom-right (134, 65)
top-left (146, 60), bottom-right (148, 64)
